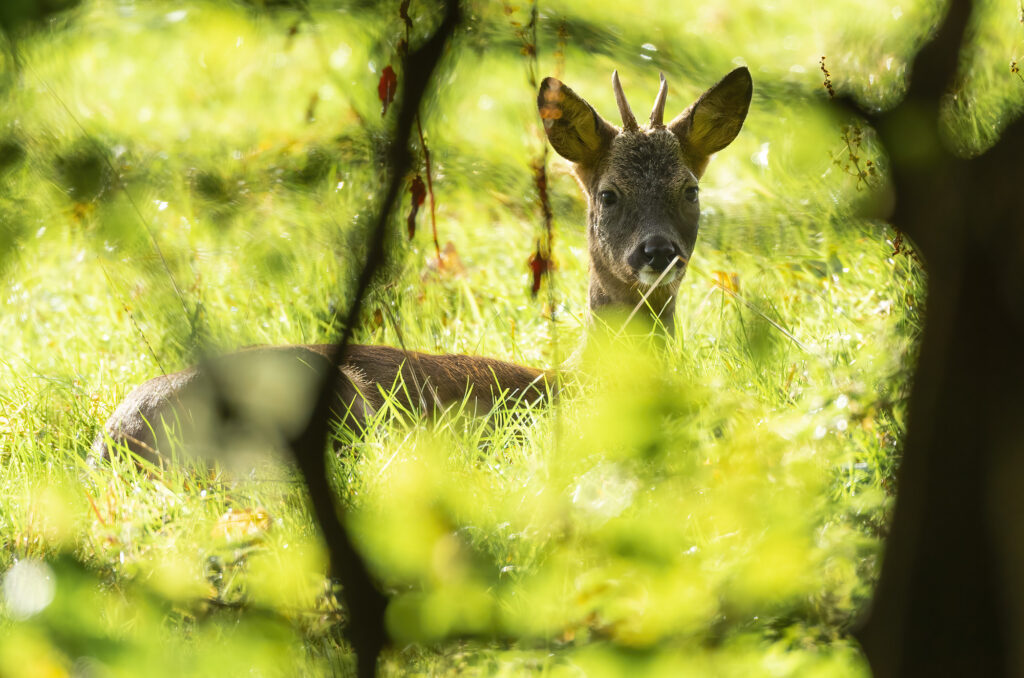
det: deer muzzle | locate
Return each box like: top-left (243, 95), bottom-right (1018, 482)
top-left (628, 235), bottom-right (688, 286)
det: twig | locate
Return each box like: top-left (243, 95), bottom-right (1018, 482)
top-left (399, 0), bottom-right (442, 261)
top-left (415, 116), bottom-right (441, 261)
top-left (284, 3), bottom-right (462, 677)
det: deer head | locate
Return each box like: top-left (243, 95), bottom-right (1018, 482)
top-left (538, 67), bottom-right (752, 331)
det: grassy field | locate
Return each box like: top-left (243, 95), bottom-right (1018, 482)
top-left (5, 0), bottom-right (1016, 674)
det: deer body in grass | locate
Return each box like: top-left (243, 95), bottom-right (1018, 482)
top-left (91, 67), bottom-right (751, 466)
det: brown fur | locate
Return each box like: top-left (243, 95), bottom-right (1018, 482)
top-left (92, 344), bottom-right (548, 464)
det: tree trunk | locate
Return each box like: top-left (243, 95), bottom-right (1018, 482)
top-left (853, 2), bottom-right (1024, 671)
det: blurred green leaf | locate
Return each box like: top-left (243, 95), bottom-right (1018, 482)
top-left (0, 0), bottom-right (81, 36)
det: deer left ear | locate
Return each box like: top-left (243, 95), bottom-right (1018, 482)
top-left (669, 67), bottom-right (752, 174)
top-left (538, 77), bottom-right (617, 166)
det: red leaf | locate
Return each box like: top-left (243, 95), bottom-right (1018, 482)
top-left (378, 65), bottom-right (397, 117)
top-left (407, 174), bottom-right (427, 239)
top-left (527, 241), bottom-right (553, 296)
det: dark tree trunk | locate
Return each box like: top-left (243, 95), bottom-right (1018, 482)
top-left (854, 1), bottom-right (1024, 674)
top-left (860, 232), bottom-right (1024, 676)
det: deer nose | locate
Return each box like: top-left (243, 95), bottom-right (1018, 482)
top-left (638, 236), bottom-right (681, 272)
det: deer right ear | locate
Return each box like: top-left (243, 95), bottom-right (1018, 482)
top-left (538, 77), bottom-right (617, 165)
top-left (668, 67), bottom-right (753, 175)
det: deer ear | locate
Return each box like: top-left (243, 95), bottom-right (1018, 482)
top-left (538, 77), bottom-right (617, 165)
top-left (668, 67), bottom-right (752, 172)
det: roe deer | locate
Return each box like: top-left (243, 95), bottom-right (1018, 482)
top-left (91, 67), bottom-right (752, 465)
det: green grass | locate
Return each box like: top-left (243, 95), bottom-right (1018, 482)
top-left (3, 0), bottom-right (1013, 674)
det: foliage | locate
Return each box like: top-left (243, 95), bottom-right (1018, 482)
top-left (4, 0), bottom-right (1015, 674)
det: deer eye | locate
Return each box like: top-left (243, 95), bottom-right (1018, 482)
top-left (598, 190), bottom-right (618, 207)
top-left (684, 186), bottom-right (699, 202)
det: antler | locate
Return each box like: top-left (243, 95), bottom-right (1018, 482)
top-left (612, 70), bottom-right (639, 132)
top-left (650, 72), bottom-right (668, 128)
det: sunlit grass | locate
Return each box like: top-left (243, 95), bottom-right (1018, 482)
top-left (4, 0), bottom-right (1013, 674)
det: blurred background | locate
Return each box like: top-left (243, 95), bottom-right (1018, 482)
top-left (0, 0), bottom-right (1020, 675)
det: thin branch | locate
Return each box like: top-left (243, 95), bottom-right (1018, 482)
top-left (415, 116), bottom-right (442, 261)
top-left (284, 3), bottom-right (462, 677)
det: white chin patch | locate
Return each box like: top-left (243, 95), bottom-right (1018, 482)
top-left (637, 267), bottom-right (680, 287)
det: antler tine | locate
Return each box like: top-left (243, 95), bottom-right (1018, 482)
top-left (612, 70), bottom-right (639, 132)
top-left (650, 72), bottom-right (668, 128)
